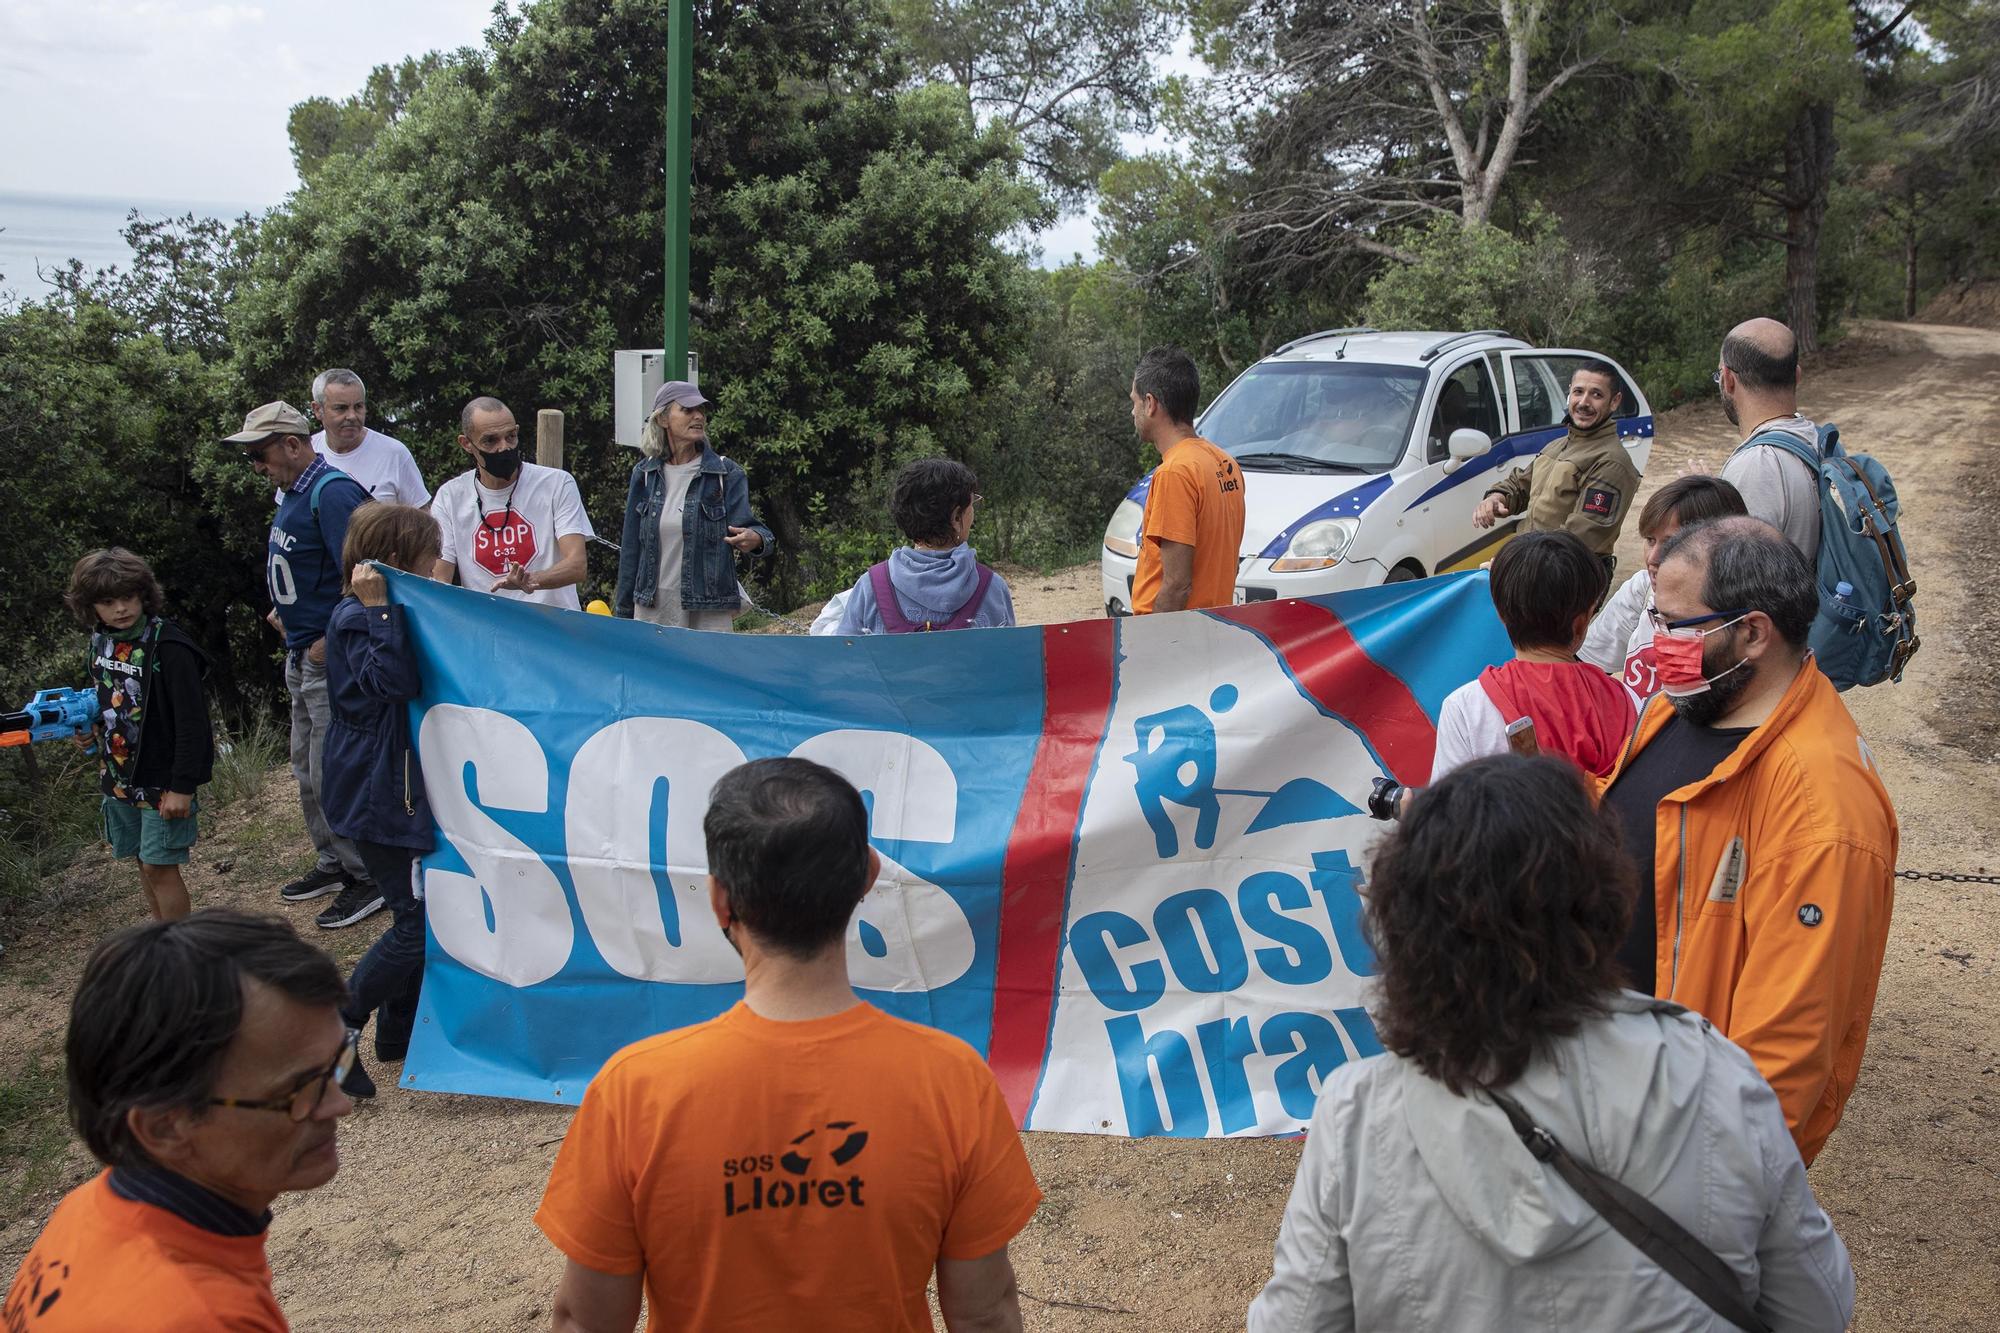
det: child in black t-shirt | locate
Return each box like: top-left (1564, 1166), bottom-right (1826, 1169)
top-left (64, 549), bottom-right (213, 920)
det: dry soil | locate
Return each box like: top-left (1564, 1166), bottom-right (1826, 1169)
top-left (1, 322), bottom-right (1995, 1331)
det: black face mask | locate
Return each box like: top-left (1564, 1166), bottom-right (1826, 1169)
top-left (480, 446), bottom-right (522, 481)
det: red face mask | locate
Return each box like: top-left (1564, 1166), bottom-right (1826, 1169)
top-left (1652, 616), bottom-right (1746, 698)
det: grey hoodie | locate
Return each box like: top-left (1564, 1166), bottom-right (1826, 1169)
top-left (834, 544), bottom-right (1015, 635)
top-left (1250, 993), bottom-right (1853, 1332)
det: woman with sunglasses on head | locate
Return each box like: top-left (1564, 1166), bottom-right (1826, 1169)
top-left (1250, 754), bottom-right (1854, 1332)
top-left (8, 909), bottom-right (353, 1331)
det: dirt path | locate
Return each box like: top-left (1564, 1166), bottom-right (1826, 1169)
top-left (2, 322), bottom-right (1995, 1330)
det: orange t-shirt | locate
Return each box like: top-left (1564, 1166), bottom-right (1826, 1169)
top-left (4, 1171), bottom-right (287, 1331)
top-left (1131, 435), bottom-right (1247, 613)
top-left (536, 1001), bottom-right (1042, 1332)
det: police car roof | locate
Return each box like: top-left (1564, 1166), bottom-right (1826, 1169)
top-left (1269, 329), bottom-right (1532, 365)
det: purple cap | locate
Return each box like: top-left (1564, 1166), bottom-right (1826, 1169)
top-left (651, 380), bottom-right (713, 414)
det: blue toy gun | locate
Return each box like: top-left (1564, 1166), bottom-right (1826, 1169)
top-left (0, 686), bottom-right (95, 749)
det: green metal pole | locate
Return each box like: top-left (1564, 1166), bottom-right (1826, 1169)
top-left (664, 0), bottom-right (692, 378)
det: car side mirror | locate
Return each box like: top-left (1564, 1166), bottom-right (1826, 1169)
top-left (1442, 428), bottom-right (1491, 474)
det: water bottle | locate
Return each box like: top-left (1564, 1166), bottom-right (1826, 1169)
top-left (1834, 581), bottom-right (1854, 604)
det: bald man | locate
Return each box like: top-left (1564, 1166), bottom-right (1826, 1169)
top-left (1715, 319), bottom-right (1821, 564)
top-left (431, 397), bottom-right (595, 610)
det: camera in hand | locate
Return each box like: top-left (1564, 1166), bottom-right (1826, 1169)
top-left (1367, 776), bottom-right (1405, 822)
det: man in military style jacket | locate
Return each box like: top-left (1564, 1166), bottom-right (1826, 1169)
top-left (1473, 361), bottom-right (1641, 586)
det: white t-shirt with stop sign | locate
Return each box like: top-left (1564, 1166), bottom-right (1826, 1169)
top-left (433, 462), bottom-right (595, 611)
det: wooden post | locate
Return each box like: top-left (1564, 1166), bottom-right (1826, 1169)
top-left (537, 409), bottom-right (564, 471)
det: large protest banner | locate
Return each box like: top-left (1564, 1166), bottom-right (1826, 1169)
top-left (390, 568), bottom-right (1510, 1136)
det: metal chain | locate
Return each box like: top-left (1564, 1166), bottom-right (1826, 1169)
top-left (1896, 869), bottom-right (2000, 885)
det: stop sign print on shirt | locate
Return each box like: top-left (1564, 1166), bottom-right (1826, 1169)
top-left (474, 513), bottom-right (539, 578)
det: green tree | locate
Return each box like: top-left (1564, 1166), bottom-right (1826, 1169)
top-left (889, 0), bottom-right (1174, 209)
top-left (288, 55), bottom-right (451, 183)
top-left (233, 0), bottom-right (1041, 598)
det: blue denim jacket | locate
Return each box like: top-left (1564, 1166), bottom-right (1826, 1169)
top-left (614, 445), bottom-right (774, 615)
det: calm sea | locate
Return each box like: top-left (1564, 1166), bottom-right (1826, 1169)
top-left (0, 190), bottom-right (257, 297)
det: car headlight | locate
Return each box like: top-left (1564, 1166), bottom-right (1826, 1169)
top-left (1270, 517), bottom-right (1358, 572)
top-left (1103, 498), bottom-right (1144, 559)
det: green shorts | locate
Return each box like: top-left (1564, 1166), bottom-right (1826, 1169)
top-left (102, 795), bottom-right (200, 866)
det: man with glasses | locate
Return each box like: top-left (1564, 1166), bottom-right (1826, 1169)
top-left (6, 910), bottom-right (356, 1330)
top-left (233, 402), bottom-right (384, 931)
top-left (1598, 516), bottom-right (1897, 1165)
top-left (833, 458), bottom-right (1015, 634)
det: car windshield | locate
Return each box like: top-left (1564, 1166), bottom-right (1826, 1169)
top-left (1199, 362), bottom-right (1426, 474)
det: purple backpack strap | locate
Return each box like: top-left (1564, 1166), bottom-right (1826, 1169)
top-left (941, 564), bottom-right (996, 630)
top-left (868, 562), bottom-right (919, 633)
top-left (869, 561), bottom-right (995, 633)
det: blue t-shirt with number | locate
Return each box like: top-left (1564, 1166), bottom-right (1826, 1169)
top-left (268, 459), bottom-right (370, 650)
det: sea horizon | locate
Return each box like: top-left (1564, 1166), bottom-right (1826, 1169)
top-left (0, 187), bottom-right (264, 296)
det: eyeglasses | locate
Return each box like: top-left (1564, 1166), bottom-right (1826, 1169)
top-left (1646, 601), bottom-right (1752, 634)
top-left (207, 1029), bottom-right (358, 1121)
top-left (971, 494), bottom-right (984, 506)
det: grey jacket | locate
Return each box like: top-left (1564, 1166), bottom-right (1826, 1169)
top-left (1249, 993), bottom-right (1853, 1333)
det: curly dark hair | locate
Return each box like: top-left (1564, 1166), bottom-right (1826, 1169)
top-left (64, 547), bottom-right (166, 629)
top-left (1366, 753), bottom-right (1635, 1094)
top-left (890, 458), bottom-right (979, 547)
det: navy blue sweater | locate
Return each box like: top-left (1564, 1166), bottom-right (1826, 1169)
top-left (322, 596), bottom-right (432, 851)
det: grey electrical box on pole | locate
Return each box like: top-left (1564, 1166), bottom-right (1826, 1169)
top-left (613, 350), bottom-right (700, 448)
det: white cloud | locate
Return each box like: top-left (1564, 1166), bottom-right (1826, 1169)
top-left (0, 0), bottom-right (491, 207)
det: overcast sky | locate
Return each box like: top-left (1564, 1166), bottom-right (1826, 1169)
top-left (0, 0), bottom-right (1128, 263)
top-left (0, 0), bottom-right (498, 208)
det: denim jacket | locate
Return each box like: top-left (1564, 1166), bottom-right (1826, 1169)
top-left (614, 445), bottom-right (773, 615)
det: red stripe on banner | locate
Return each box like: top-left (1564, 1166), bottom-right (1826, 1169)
top-left (990, 618), bottom-right (1117, 1125)
top-left (1222, 599), bottom-right (1437, 787)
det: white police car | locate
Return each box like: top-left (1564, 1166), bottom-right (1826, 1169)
top-left (1100, 329), bottom-right (1654, 613)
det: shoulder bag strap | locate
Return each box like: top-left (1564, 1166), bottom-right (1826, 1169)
top-left (1485, 1087), bottom-right (1772, 1333)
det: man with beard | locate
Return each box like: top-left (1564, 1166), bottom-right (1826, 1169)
top-left (1472, 360), bottom-right (1640, 587)
top-left (1599, 517), bottom-right (1896, 1165)
top-left (1716, 318), bottom-right (1821, 564)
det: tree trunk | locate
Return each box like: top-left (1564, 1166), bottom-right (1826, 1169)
top-left (1903, 203), bottom-right (1919, 320)
top-left (1783, 102), bottom-right (1836, 355)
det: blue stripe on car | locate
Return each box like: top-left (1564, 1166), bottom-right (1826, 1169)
top-left (1401, 415), bottom-right (1654, 511)
top-left (1256, 474), bottom-right (1394, 559)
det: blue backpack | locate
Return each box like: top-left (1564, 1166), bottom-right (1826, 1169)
top-left (1738, 424), bottom-right (1918, 690)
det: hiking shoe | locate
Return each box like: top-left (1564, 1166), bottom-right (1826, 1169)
top-left (340, 1053), bottom-right (377, 1100)
top-left (315, 881), bottom-right (386, 929)
top-left (280, 865), bottom-right (346, 902)
top-left (374, 1031), bottom-right (411, 1064)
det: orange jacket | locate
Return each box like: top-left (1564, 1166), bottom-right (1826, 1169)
top-left (1600, 660), bottom-right (1897, 1164)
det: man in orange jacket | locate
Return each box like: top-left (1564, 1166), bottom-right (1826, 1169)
top-left (1600, 517), bottom-right (1896, 1164)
